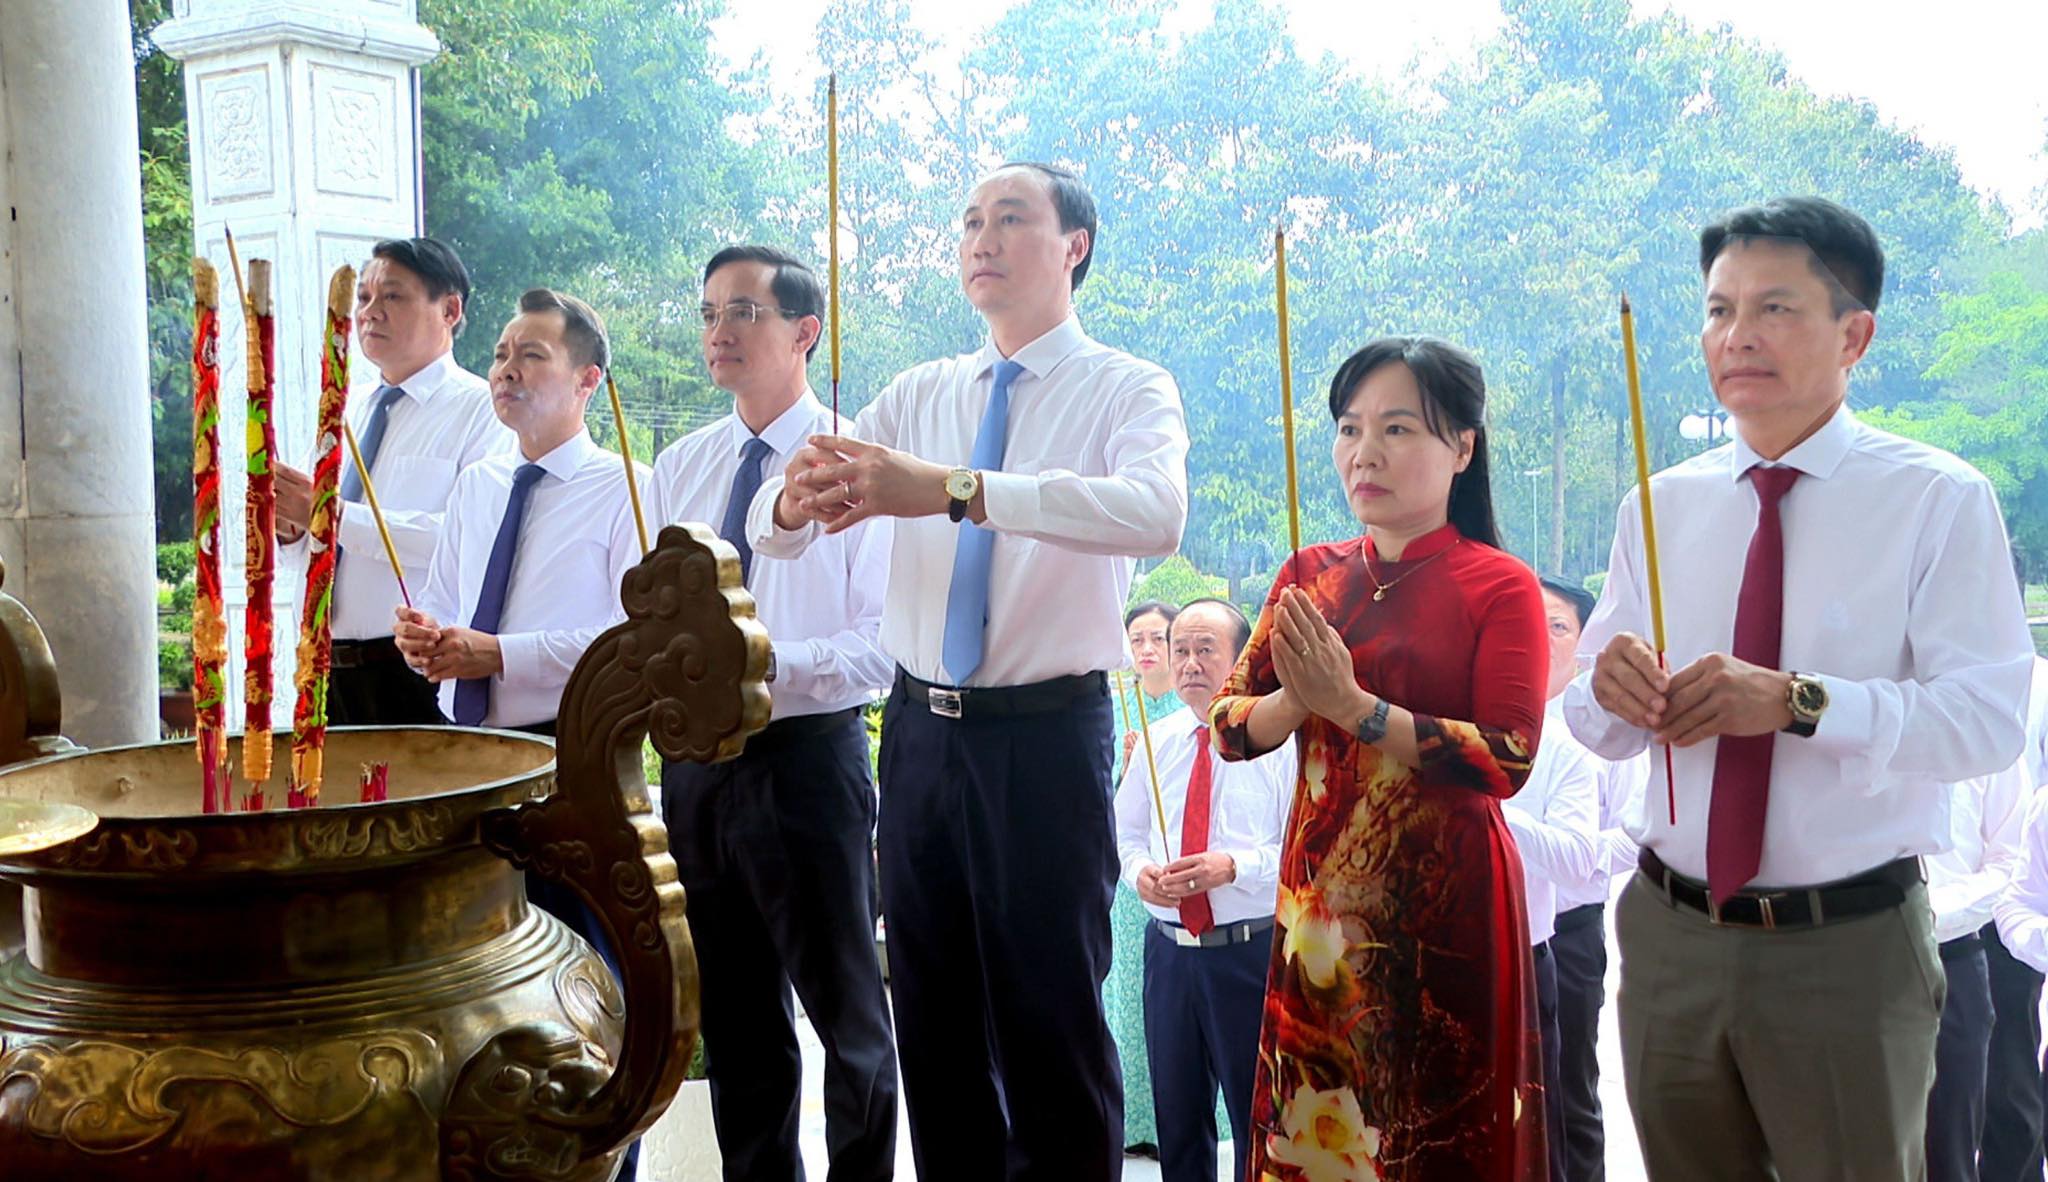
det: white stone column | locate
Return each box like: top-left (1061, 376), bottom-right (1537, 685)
top-left (0, 0), bottom-right (161, 748)
top-left (154, 1), bottom-right (438, 730)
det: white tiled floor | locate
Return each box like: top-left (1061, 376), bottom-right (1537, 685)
top-left (783, 891), bottom-right (1650, 1181)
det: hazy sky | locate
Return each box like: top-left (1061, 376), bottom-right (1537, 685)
top-left (712, 0), bottom-right (2048, 228)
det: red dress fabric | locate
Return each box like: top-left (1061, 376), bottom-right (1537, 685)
top-left (1211, 524), bottom-right (1550, 1181)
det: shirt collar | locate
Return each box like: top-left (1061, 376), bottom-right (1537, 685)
top-left (527, 428), bottom-right (597, 482)
top-left (378, 350), bottom-right (459, 403)
top-left (728, 389), bottom-right (825, 459)
top-left (1152, 703), bottom-right (1201, 743)
top-left (1728, 401), bottom-right (1855, 483)
top-left (973, 314), bottom-right (1088, 382)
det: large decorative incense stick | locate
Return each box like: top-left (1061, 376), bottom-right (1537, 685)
top-left (291, 265), bottom-right (355, 808)
top-left (191, 258), bottom-right (229, 815)
top-left (827, 72), bottom-right (842, 433)
top-left (1275, 228), bottom-right (1302, 562)
top-left (1620, 294), bottom-right (1677, 823)
top-left (241, 260), bottom-right (278, 805)
top-left (342, 421), bottom-right (412, 608)
top-left (605, 372), bottom-right (650, 554)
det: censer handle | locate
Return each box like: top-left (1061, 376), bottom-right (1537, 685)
top-left (449, 523), bottom-right (770, 1179)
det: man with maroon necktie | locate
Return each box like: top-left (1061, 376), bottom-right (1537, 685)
top-left (1565, 195), bottom-right (2035, 1179)
top-left (1114, 597), bottom-right (1291, 1182)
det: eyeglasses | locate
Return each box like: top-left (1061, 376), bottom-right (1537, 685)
top-left (699, 301), bottom-right (801, 330)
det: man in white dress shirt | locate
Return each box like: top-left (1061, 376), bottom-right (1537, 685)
top-left (1566, 196), bottom-right (2035, 1178)
top-left (1503, 577), bottom-right (1603, 1182)
top-left (275, 237), bottom-right (514, 724)
top-left (391, 288), bottom-right (643, 733)
top-left (1114, 598), bottom-right (1290, 1182)
top-left (1535, 576), bottom-right (1645, 1182)
top-left (647, 245), bottom-right (897, 1181)
top-left (1924, 757), bottom-right (2031, 1180)
top-left (751, 162), bottom-right (1190, 1180)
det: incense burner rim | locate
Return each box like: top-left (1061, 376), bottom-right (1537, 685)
top-left (0, 726), bottom-right (557, 878)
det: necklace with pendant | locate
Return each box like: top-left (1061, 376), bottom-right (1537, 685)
top-left (1363, 538), bottom-right (1459, 601)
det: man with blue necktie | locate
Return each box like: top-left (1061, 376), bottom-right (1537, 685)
top-left (273, 237), bottom-right (513, 725)
top-left (751, 162), bottom-right (1190, 1181)
top-left (647, 245), bottom-right (897, 1181)
top-left (391, 287), bottom-right (644, 736)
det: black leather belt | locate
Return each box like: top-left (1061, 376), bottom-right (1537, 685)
top-left (1534, 941), bottom-right (1552, 960)
top-left (745, 706), bottom-right (862, 749)
top-left (1939, 932), bottom-right (1983, 963)
top-left (1152, 916), bottom-right (1274, 949)
top-left (895, 669), bottom-right (1105, 720)
top-left (1637, 848), bottom-right (1920, 931)
top-left (331, 637), bottom-right (406, 669)
top-left (1555, 902), bottom-right (1605, 936)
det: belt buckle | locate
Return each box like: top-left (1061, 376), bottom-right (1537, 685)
top-left (927, 687), bottom-right (963, 719)
top-left (1706, 892), bottom-right (1723, 925)
top-left (1757, 894), bottom-right (1778, 930)
top-left (1173, 926), bottom-right (1200, 948)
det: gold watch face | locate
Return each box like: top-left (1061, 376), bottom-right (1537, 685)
top-left (944, 469), bottom-right (977, 501)
top-left (1791, 677), bottom-right (1828, 716)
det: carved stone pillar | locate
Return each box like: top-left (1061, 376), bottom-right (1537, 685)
top-left (153, 1), bottom-right (439, 729)
top-left (0, 0), bottom-right (161, 748)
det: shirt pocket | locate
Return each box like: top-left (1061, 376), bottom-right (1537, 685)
top-left (373, 455), bottom-right (460, 513)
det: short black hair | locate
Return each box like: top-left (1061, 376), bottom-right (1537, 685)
top-left (516, 288), bottom-right (610, 371)
top-left (1538, 577), bottom-right (1597, 630)
top-left (1175, 597), bottom-right (1252, 657)
top-left (1124, 600), bottom-right (1179, 630)
top-left (369, 237), bottom-right (471, 334)
top-left (1698, 196), bottom-right (1885, 314)
top-left (702, 244), bottom-right (827, 361)
top-left (995, 161), bottom-right (1098, 290)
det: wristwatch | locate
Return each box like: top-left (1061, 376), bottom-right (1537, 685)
top-left (1354, 697), bottom-right (1391, 745)
top-left (944, 467), bottom-right (980, 522)
top-left (1784, 672), bottom-right (1828, 737)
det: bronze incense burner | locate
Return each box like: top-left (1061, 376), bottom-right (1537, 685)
top-left (0, 525), bottom-right (769, 1180)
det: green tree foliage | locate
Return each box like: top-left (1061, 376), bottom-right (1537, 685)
top-left (1128, 556), bottom-right (1229, 613)
top-left (134, 0), bottom-right (195, 542)
top-left (130, 0), bottom-right (2043, 586)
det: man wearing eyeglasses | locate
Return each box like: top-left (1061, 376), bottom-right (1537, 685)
top-left (646, 244), bottom-right (897, 1181)
top-left (750, 163), bottom-right (1190, 1181)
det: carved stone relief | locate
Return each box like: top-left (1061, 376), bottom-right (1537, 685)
top-left (311, 67), bottom-right (398, 202)
top-left (197, 66), bottom-right (274, 201)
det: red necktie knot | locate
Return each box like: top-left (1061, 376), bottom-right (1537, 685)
top-left (1748, 464), bottom-right (1800, 506)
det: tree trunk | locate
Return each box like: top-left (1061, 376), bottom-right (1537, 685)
top-left (1549, 352), bottom-right (1568, 574)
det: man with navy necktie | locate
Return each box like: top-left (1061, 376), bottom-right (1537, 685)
top-left (646, 245), bottom-right (897, 1181)
top-left (391, 288), bottom-right (644, 735)
top-left (751, 162), bottom-right (1189, 1180)
top-left (1565, 196), bottom-right (2035, 1178)
top-left (1114, 598), bottom-right (1289, 1182)
top-left (273, 237), bottom-right (513, 725)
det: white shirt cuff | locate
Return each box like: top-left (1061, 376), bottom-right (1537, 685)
top-left (977, 470), bottom-right (1039, 534)
top-left (496, 631), bottom-right (538, 689)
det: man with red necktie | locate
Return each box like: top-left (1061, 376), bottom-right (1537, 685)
top-left (1565, 195), bottom-right (2035, 1179)
top-left (1114, 597), bottom-right (1291, 1182)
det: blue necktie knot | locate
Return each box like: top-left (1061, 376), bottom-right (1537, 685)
top-left (453, 461), bottom-right (547, 726)
top-left (940, 359), bottom-right (1026, 684)
top-left (340, 384), bottom-right (406, 504)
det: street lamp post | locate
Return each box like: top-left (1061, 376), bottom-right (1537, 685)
top-left (1679, 410), bottom-right (1732, 447)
